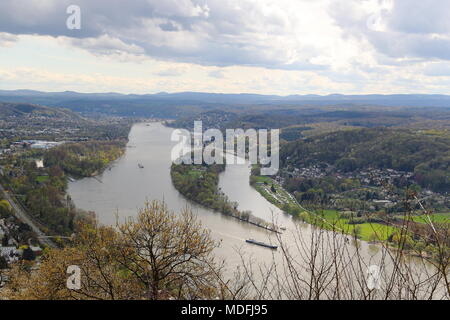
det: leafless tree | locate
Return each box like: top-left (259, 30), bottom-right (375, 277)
top-left (234, 193), bottom-right (449, 300)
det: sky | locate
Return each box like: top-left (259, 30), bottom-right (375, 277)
top-left (1, 0), bottom-right (450, 95)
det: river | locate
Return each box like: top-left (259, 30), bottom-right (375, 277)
top-left (67, 122), bottom-right (435, 294)
top-left (68, 122), bottom-right (292, 267)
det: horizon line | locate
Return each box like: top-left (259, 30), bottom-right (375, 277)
top-left (2, 88), bottom-right (450, 98)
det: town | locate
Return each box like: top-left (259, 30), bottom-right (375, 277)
top-left (277, 164), bottom-right (449, 213)
top-left (0, 103), bottom-right (136, 282)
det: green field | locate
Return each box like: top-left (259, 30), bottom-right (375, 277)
top-left (251, 175), bottom-right (298, 207)
top-left (36, 175), bottom-right (49, 183)
top-left (309, 210), bottom-right (397, 241)
top-left (402, 212), bottom-right (450, 224)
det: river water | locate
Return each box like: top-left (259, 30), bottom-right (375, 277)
top-left (68, 122), bottom-right (292, 267)
top-left (67, 122), bottom-right (433, 292)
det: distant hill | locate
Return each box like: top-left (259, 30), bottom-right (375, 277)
top-left (168, 110), bottom-right (239, 130)
top-left (1, 90), bottom-right (450, 119)
top-left (167, 105), bottom-right (450, 132)
top-left (0, 102), bottom-right (83, 120)
top-left (2, 89), bottom-right (450, 107)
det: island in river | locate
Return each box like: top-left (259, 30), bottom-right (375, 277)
top-left (171, 162), bottom-right (281, 233)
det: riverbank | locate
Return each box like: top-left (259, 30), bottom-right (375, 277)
top-left (250, 171), bottom-right (450, 260)
top-left (250, 170), bottom-right (399, 239)
top-left (171, 163), bottom-right (282, 233)
top-left (0, 137), bottom-right (131, 240)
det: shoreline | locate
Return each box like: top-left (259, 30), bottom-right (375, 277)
top-left (170, 163), bottom-right (283, 234)
top-left (249, 172), bottom-right (447, 261)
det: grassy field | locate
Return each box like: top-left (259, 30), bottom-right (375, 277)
top-left (251, 175), bottom-right (298, 207)
top-left (402, 212), bottom-right (450, 224)
top-left (310, 210), bottom-right (397, 241)
top-left (36, 175), bottom-right (49, 183)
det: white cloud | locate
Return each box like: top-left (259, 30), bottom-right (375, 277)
top-left (63, 35), bottom-right (145, 56)
top-left (1, 1), bottom-right (450, 94)
top-left (0, 0), bottom-right (342, 70)
top-left (330, 0), bottom-right (450, 61)
top-left (156, 66), bottom-right (187, 77)
top-left (0, 32), bottom-right (18, 47)
top-left (423, 62), bottom-right (450, 77)
top-left (208, 69), bottom-right (225, 79)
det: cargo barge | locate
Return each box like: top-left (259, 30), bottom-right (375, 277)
top-left (245, 239), bottom-right (278, 250)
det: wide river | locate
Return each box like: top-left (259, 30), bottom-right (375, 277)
top-left (67, 122), bottom-right (422, 277)
top-left (68, 122), bottom-right (295, 266)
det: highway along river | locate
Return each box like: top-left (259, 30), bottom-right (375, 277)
top-left (67, 122), bottom-right (428, 281)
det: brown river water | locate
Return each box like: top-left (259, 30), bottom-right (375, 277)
top-left (68, 122), bottom-right (439, 297)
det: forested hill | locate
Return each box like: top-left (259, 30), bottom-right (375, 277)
top-left (0, 102), bottom-right (82, 120)
top-left (280, 128), bottom-right (450, 192)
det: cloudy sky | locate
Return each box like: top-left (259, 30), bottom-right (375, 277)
top-left (1, 0), bottom-right (450, 95)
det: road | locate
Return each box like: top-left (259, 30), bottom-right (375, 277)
top-left (0, 183), bottom-right (56, 248)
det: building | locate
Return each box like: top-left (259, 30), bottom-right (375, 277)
top-left (0, 246), bottom-right (20, 264)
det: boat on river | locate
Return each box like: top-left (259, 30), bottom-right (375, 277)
top-left (245, 239), bottom-right (278, 250)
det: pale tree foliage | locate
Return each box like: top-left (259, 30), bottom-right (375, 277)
top-left (114, 201), bottom-right (227, 299)
top-left (2, 226), bottom-right (141, 300)
top-left (1, 199), bottom-right (448, 300)
top-left (1, 201), bottom-right (234, 300)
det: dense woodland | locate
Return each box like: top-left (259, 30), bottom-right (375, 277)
top-left (168, 103), bottom-right (450, 133)
top-left (280, 128), bottom-right (450, 193)
top-left (170, 163), bottom-right (235, 214)
top-left (44, 141), bottom-right (126, 177)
